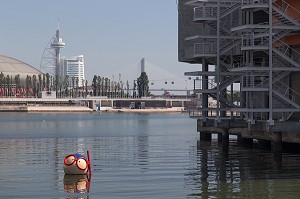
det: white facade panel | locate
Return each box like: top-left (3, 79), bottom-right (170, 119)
top-left (61, 55), bottom-right (85, 87)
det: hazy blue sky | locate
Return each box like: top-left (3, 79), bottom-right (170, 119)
top-left (0, 0), bottom-right (200, 91)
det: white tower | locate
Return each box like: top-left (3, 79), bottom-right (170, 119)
top-left (40, 21), bottom-right (65, 77)
top-left (50, 22), bottom-right (65, 78)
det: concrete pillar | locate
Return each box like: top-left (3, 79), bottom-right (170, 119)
top-left (200, 132), bottom-right (211, 141)
top-left (271, 132), bottom-right (282, 152)
top-left (218, 133), bottom-right (223, 143)
top-left (202, 60), bottom-right (208, 118)
top-left (237, 136), bottom-right (253, 148)
top-left (222, 131), bottom-right (229, 151)
top-left (258, 140), bottom-right (271, 150)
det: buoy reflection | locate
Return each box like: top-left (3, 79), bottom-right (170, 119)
top-left (64, 174), bottom-right (90, 194)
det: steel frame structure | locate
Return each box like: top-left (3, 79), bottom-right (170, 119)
top-left (179, 0), bottom-right (300, 124)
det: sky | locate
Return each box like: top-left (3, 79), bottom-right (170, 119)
top-left (0, 0), bottom-right (200, 93)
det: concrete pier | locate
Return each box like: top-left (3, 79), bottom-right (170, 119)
top-left (271, 132), bottom-right (282, 152)
top-left (197, 118), bottom-right (300, 153)
top-left (200, 132), bottom-right (212, 141)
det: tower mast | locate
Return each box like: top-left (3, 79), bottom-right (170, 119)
top-left (50, 20), bottom-right (66, 78)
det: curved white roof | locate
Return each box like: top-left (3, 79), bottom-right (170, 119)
top-left (0, 55), bottom-right (42, 77)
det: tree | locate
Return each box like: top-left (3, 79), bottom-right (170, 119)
top-left (32, 75), bottom-right (37, 97)
top-left (0, 72), bottom-right (4, 88)
top-left (227, 91), bottom-right (241, 104)
top-left (6, 75), bottom-right (10, 97)
top-left (126, 80), bottom-right (130, 98)
top-left (46, 73), bottom-right (50, 91)
top-left (42, 74), bottom-right (46, 91)
top-left (85, 80), bottom-right (88, 97)
top-left (15, 74), bottom-right (21, 91)
top-left (92, 75), bottom-right (98, 96)
top-left (38, 74), bottom-right (42, 92)
top-left (75, 77), bottom-right (79, 98)
top-left (64, 75), bottom-right (69, 97)
top-left (104, 78), bottom-right (109, 96)
top-left (55, 75), bottom-right (60, 98)
top-left (26, 75), bottom-right (30, 97)
top-left (97, 76), bottom-right (101, 96)
top-left (133, 80), bottom-right (137, 98)
top-left (0, 72), bottom-right (4, 96)
top-left (137, 72), bottom-right (150, 97)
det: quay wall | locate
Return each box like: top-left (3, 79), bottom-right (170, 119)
top-left (0, 98), bottom-right (194, 113)
top-left (197, 118), bottom-right (300, 151)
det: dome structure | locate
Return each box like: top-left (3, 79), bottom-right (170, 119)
top-left (0, 55), bottom-right (43, 83)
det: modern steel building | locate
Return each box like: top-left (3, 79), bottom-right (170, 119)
top-left (61, 55), bottom-right (85, 87)
top-left (179, 0), bottom-right (300, 126)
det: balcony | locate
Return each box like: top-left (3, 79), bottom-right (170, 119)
top-left (194, 43), bottom-right (217, 58)
top-left (241, 33), bottom-right (269, 51)
top-left (194, 6), bottom-right (217, 22)
top-left (241, 0), bottom-right (269, 11)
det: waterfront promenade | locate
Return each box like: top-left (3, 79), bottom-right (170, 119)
top-left (0, 105), bottom-right (186, 113)
top-left (0, 97), bottom-right (190, 113)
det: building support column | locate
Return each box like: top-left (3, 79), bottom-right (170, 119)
top-left (271, 132), bottom-right (282, 152)
top-left (218, 133), bottom-right (223, 143)
top-left (237, 135), bottom-right (253, 148)
top-left (202, 59), bottom-right (208, 119)
top-left (222, 131), bottom-right (229, 151)
top-left (200, 132), bottom-right (212, 142)
top-left (258, 140), bottom-right (271, 150)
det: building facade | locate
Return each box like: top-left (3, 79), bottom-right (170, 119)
top-left (179, 0), bottom-right (300, 124)
top-left (61, 55), bottom-right (85, 87)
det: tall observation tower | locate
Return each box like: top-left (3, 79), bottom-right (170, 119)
top-left (50, 23), bottom-right (65, 77)
top-left (40, 21), bottom-right (65, 77)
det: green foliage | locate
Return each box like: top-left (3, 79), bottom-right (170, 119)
top-left (137, 72), bottom-right (150, 97)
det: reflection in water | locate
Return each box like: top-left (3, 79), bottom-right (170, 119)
top-left (3, 113), bottom-right (300, 198)
top-left (184, 139), bottom-right (300, 198)
top-left (64, 174), bottom-right (90, 194)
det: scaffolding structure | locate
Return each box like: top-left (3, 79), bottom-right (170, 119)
top-left (179, 0), bottom-right (300, 125)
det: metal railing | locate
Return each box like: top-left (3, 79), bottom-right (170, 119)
top-left (273, 0), bottom-right (300, 23)
top-left (241, 76), bottom-right (269, 88)
top-left (194, 6), bottom-right (217, 20)
top-left (194, 78), bottom-right (217, 90)
top-left (273, 81), bottom-right (298, 103)
top-left (274, 40), bottom-right (300, 66)
top-left (242, 33), bottom-right (269, 47)
top-left (242, 0), bottom-right (268, 5)
top-left (194, 43), bottom-right (217, 55)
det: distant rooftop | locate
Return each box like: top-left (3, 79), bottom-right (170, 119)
top-left (0, 55), bottom-right (42, 76)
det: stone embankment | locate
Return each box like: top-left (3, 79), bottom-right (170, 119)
top-left (0, 106), bottom-right (186, 113)
top-left (114, 107), bottom-right (186, 113)
top-left (0, 105), bottom-right (93, 112)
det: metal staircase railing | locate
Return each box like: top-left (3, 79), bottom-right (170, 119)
top-left (242, 0), bottom-right (268, 6)
top-left (241, 75), bottom-right (269, 89)
top-left (242, 32), bottom-right (269, 48)
top-left (272, 29), bottom-right (292, 42)
top-left (273, 81), bottom-right (300, 108)
top-left (194, 43), bottom-right (217, 56)
top-left (194, 6), bottom-right (217, 20)
top-left (273, 40), bottom-right (300, 68)
top-left (220, 2), bottom-right (241, 19)
top-left (220, 38), bottom-right (242, 55)
top-left (273, 0), bottom-right (300, 26)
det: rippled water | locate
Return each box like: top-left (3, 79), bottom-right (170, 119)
top-left (0, 112), bottom-right (300, 199)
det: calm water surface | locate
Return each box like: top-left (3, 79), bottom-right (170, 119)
top-left (0, 112), bottom-right (300, 199)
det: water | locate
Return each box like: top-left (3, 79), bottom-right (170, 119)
top-left (0, 113), bottom-right (300, 198)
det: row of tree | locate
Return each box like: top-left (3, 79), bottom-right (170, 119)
top-left (91, 72), bottom-right (150, 98)
top-left (0, 71), bottom-right (151, 98)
